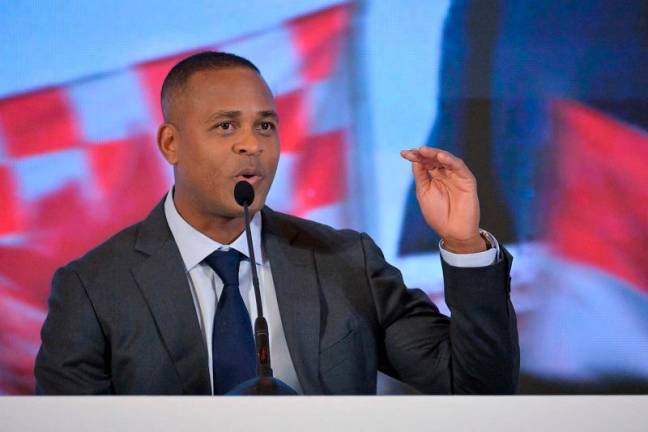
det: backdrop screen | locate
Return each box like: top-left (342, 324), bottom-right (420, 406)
top-left (1, 0), bottom-right (647, 394)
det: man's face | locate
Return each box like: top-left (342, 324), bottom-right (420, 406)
top-left (168, 67), bottom-right (280, 219)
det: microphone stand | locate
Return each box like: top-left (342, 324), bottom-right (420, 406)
top-left (243, 201), bottom-right (272, 379)
top-left (227, 182), bottom-right (297, 395)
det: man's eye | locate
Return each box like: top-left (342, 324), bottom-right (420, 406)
top-left (260, 122), bottom-right (275, 130)
top-left (218, 121), bottom-right (232, 130)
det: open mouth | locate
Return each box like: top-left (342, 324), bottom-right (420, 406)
top-left (235, 169), bottom-right (264, 185)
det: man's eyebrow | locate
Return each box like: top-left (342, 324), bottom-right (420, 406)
top-left (259, 110), bottom-right (279, 121)
top-left (206, 110), bottom-right (242, 122)
top-left (205, 110), bottom-right (279, 122)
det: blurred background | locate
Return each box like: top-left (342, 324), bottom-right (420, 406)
top-left (1, 0), bottom-right (647, 395)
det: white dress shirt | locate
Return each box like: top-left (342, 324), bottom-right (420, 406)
top-left (438, 229), bottom-right (500, 267)
top-left (164, 191), bottom-right (302, 394)
top-left (163, 189), bottom-right (500, 395)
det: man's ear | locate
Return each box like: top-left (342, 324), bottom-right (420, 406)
top-left (157, 123), bottom-right (179, 165)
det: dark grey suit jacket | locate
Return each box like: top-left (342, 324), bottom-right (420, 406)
top-left (35, 200), bottom-right (519, 395)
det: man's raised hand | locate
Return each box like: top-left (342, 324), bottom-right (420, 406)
top-left (400, 147), bottom-right (487, 253)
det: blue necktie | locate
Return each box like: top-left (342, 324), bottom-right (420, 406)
top-left (204, 249), bottom-right (256, 394)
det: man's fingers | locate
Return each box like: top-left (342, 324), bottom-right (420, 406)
top-left (415, 146), bottom-right (443, 159)
top-left (402, 147), bottom-right (474, 180)
top-left (400, 149), bottom-right (424, 162)
top-left (401, 149), bottom-right (434, 185)
top-left (411, 161), bottom-right (431, 188)
top-left (401, 148), bottom-right (442, 169)
top-left (419, 147), bottom-right (463, 170)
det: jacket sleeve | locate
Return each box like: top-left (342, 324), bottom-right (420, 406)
top-left (34, 266), bottom-right (113, 394)
top-left (361, 232), bottom-right (519, 394)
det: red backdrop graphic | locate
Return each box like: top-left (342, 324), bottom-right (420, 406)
top-left (548, 99), bottom-right (648, 294)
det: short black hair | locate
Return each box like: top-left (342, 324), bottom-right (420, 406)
top-left (160, 51), bottom-right (261, 121)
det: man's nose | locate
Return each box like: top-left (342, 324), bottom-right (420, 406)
top-left (233, 129), bottom-right (262, 155)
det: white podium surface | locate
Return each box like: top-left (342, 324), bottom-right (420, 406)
top-left (1, 396), bottom-right (647, 431)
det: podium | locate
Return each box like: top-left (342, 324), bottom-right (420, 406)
top-left (1, 396), bottom-right (647, 431)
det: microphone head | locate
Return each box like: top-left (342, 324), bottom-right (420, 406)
top-left (234, 181), bottom-right (255, 207)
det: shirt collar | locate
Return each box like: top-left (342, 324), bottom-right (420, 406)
top-left (163, 189), bottom-right (264, 271)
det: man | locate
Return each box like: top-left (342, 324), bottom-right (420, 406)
top-left (34, 52), bottom-right (518, 395)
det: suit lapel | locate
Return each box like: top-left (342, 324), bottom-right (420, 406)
top-left (131, 200), bottom-right (211, 395)
top-left (262, 208), bottom-right (323, 394)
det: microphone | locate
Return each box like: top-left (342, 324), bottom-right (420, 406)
top-left (228, 181), bottom-right (297, 395)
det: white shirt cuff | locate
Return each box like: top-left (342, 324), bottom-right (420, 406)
top-left (438, 230), bottom-right (500, 268)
